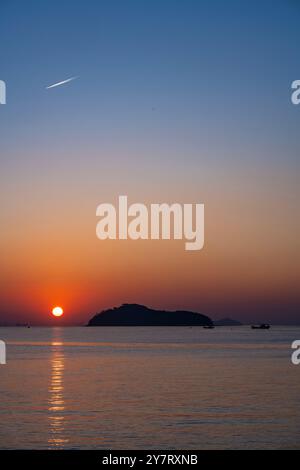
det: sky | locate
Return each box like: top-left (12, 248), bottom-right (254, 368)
top-left (0, 0), bottom-right (299, 325)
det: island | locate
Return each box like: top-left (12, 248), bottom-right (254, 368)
top-left (87, 303), bottom-right (213, 327)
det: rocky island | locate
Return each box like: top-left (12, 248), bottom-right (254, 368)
top-left (87, 303), bottom-right (213, 327)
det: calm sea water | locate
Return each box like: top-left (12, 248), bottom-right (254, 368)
top-left (0, 326), bottom-right (299, 449)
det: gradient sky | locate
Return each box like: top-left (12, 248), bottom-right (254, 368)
top-left (0, 0), bottom-right (299, 324)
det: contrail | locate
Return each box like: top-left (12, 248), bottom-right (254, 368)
top-left (46, 76), bottom-right (78, 89)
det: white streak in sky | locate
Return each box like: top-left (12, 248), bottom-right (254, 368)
top-left (46, 76), bottom-right (78, 89)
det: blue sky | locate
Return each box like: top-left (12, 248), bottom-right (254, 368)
top-left (1, 0), bottom-right (299, 155)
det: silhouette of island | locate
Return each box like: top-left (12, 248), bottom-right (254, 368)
top-left (214, 318), bottom-right (242, 326)
top-left (87, 303), bottom-right (213, 326)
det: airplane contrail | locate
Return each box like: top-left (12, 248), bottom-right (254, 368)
top-left (46, 76), bottom-right (78, 89)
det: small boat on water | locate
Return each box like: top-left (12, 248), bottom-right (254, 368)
top-left (251, 324), bottom-right (270, 330)
top-left (203, 325), bottom-right (215, 329)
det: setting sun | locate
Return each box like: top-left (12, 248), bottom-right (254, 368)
top-left (52, 306), bottom-right (64, 317)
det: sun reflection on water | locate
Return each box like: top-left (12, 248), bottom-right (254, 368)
top-left (48, 331), bottom-right (69, 448)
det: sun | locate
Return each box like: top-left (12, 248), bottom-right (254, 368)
top-left (52, 306), bottom-right (64, 317)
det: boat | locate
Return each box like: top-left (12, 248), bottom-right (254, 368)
top-left (203, 325), bottom-right (215, 329)
top-left (251, 324), bottom-right (270, 330)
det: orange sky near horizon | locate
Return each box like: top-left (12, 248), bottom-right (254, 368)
top-left (0, 160), bottom-right (298, 325)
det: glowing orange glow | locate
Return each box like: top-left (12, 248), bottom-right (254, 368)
top-left (52, 306), bottom-right (64, 317)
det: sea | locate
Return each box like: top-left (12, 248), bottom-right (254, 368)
top-left (0, 326), bottom-right (299, 449)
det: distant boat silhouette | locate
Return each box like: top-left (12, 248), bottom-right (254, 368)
top-left (203, 325), bottom-right (215, 329)
top-left (251, 324), bottom-right (270, 330)
top-left (15, 323), bottom-right (31, 328)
